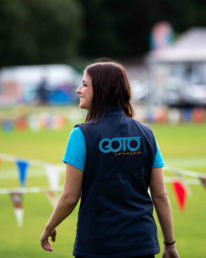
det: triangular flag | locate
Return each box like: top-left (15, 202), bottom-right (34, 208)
top-left (171, 180), bottom-right (187, 212)
top-left (2, 119), bottom-right (13, 133)
top-left (44, 165), bottom-right (60, 190)
top-left (45, 191), bottom-right (59, 208)
top-left (172, 172), bottom-right (192, 197)
top-left (199, 177), bottom-right (206, 190)
top-left (182, 108), bottom-right (192, 122)
top-left (193, 107), bottom-right (205, 123)
top-left (16, 160), bottom-right (29, 187)
top-left (15, 117), bottom-right (27, 131)
top-left (14, 209), bottom-right (24, 227)
top-left (168, 109), bottom-right (180, 125)
top-left (9, 192), bottom-right (24, 227)
top-left (28, 115), bottom-right (40, 133)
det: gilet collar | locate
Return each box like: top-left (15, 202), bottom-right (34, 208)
top-left (104, 106), bottom-right (125, 117)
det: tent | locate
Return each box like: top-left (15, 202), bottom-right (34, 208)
top-left (147, 27), bottom-right (206, 63)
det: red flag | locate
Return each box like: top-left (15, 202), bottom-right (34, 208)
top-left (199, 177), bottom-right (206, 190)
top-left (15, 117), bottom-right (27, 131)
top-left (193, 107), bottom-right (205, 123)
top-left (171, 180), bottom-right (187, 212)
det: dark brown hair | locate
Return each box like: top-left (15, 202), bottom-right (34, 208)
top-left (83, 59), bottom-right (135, 125)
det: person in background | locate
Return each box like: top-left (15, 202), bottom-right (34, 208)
top-left (40, 60), bottom-right (180, 258)
top-left (36, 76), bottom-right (48, 105)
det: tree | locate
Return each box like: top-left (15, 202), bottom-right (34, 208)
top-left (79, 0), bottom-right (206, 57)
top-left (0, 0), bottom-right (84, 66)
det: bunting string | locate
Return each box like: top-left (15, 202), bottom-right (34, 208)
top-left (0, 153), bottom-right (56, 168)
top-left (0, 186), bottom-right (63, 194)
top-left (1, 152), bottom-right (205, 178)
top-left (0, 152), bottom-right (206, 217)
top-left (0, 177), bottom-right (201, 195)
top-left (164, 165), bottom-right (206, 179)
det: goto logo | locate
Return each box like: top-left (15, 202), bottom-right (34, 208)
top-left (99, 137), bottom-right (141, 153)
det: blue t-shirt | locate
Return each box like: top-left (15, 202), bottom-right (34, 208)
top-left (63, 127), bottom-right (165, 171)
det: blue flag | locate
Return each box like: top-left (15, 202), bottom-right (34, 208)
top-left (182, 108), bottom-right (192, 122)
top-left (16, 160), bottom-right (29, 187)
top-left (2, 120), bottom-right (13, 133)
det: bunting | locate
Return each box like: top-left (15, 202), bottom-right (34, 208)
top-left (168, 109), bottom-right (180, 125)
top-left (44, 165), bottom-right (60, 191)
top-left (2, 120), bottom-right (13, 133)
top-left (9, 192), bottom-right (24, 227)
top-left (182, 108), bottom-right (192, 122)
top-left (172, 173), bottom-right (192, 197)
top-left (28, 115), bottom-right (40, 133)
top-left (171, 180), bottom-right (187, 212)
top-left (0, 152), bottom-right (206, 229)
top-left (45, 191), bottom-right (59, 208)
top-left (16, 160), bottom-right (29, 187)
top-left (193, 108), bottom-right (204, 123)
top-left (199, 177), bottom-right (206, 190)
top-left (15, 117), bottom-right (27, 131)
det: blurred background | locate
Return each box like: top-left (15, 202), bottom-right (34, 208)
top-left (0, 1), bottom-right (206, 257)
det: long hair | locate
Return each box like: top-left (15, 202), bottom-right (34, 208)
top-left (83, 60), bottom-right (135, 125)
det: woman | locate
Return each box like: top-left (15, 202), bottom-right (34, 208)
top-left (40, 61), bottom-right (180, 258)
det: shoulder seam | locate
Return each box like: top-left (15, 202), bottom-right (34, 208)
top-left (131, 118), bottom-right (153, 133)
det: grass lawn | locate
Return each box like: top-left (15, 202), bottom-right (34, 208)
top-left (0, 110), bottom-right (206, 258)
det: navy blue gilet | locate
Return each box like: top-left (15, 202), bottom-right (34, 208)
top-left (73, 106), bottom-right (160, 258)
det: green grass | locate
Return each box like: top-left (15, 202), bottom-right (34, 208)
top-left (0, 114), bottom-right (206, 258)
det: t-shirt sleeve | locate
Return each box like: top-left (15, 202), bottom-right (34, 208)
top-left (62, 126), bottom-right (87, 172)
top-left (152, 140), bottom-right (165, 168)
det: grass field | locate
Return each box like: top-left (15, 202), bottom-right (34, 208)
top-left (0, 109), bottom-right (206, 258)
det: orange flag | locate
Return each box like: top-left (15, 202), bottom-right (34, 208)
top-left (171, 180), bottom-right (187, 212)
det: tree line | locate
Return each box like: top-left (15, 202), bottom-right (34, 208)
top-left (0, 0), bottom-right (206, 67)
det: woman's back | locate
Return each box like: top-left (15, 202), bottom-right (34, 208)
top-left (73, 106), bottom-right (160, 257)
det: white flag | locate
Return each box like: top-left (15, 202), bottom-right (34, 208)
top-left (44, 165), bottom-right (60, 191)
top-left (28, 115), bottom-right (40, 133)
top-left (45, 191), bottom-right (59, 208)
top-left (14, 209), bottom-right (24, 227)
